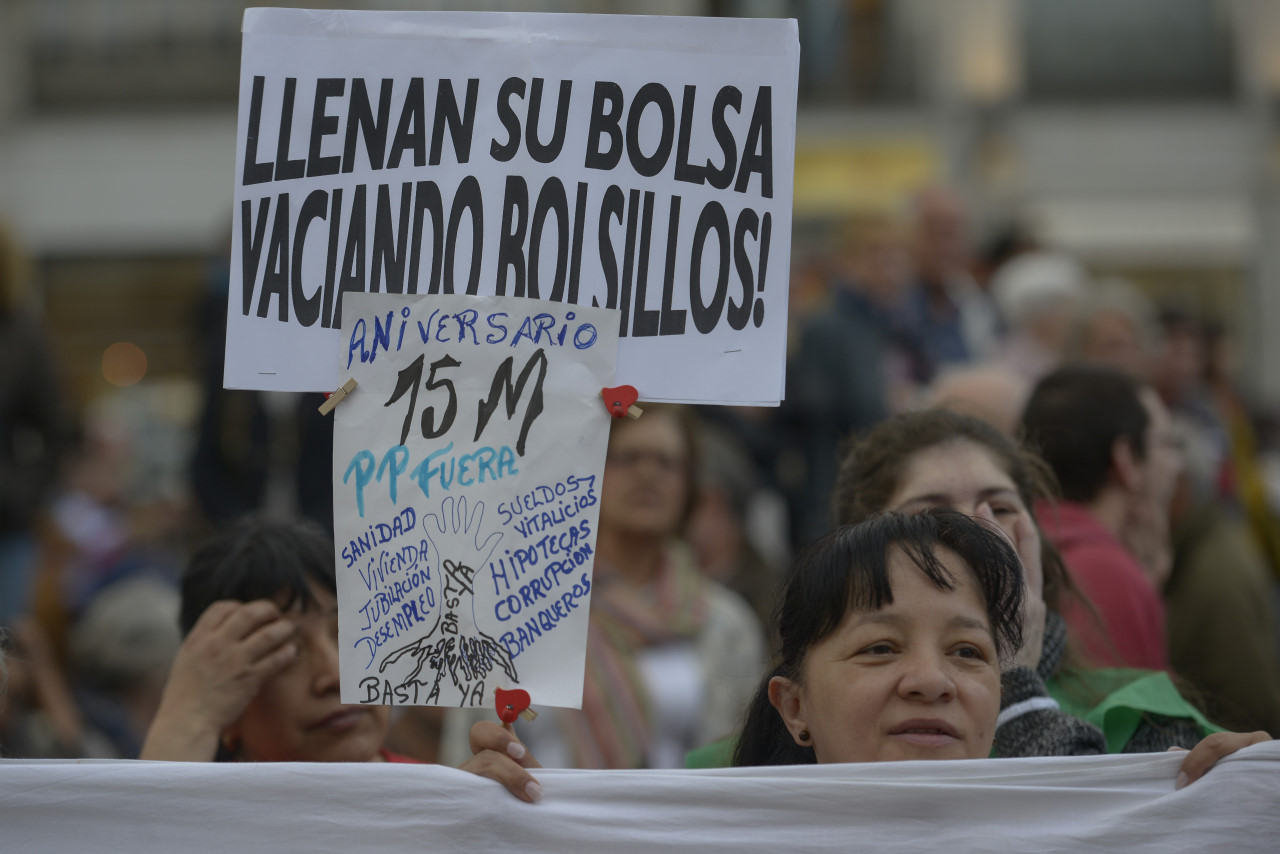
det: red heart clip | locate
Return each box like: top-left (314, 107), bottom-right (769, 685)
top-left (495, 688), bottom-right (532, 724)
top-left (601, 385), bottom-right (639, 419)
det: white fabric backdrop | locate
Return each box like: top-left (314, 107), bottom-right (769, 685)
top-left (4, 744), bottom-right (1279, 852)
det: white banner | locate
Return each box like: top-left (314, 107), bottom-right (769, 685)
top-left (334, 292), bottom-right (616, 709)
top-left (4, 746), bottom-right (1279, 853)
top-left (226, 9), bottom-right (799, 405)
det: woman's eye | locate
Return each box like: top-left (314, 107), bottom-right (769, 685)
top-left (859, 642), bottom-right (896, 656)
top-left (952, 645), bottom-right (987, 661)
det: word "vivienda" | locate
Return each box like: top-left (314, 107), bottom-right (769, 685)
top-left (355, 540), bottom-right (428, 593)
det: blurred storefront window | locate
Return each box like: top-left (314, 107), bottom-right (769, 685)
top-left (27, 0), bottom-right (241, 112)
top-left (1022, 0), bottom-right (1236, 102)
top-left (792, 0), bottom-right (918, 105)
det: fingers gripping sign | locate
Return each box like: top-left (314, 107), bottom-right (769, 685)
top-left (1174, 731), bottom-right (1272, 789)
top-left (379, 496), bottom-right (518, 706)
top-left (461, 720), bottom-right (544, 803)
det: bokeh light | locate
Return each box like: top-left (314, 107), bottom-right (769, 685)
top-left (102, 342), bottom-right (148, 387)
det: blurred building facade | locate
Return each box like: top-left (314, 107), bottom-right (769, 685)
top-left (1, 0), bottom-right (1279, 410)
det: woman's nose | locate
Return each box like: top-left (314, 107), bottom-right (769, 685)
top-left (897, 651), bottom-right (955, 702)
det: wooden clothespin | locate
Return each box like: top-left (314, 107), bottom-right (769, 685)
top-left (317, 378), bottom-right (358, 415)
top-left (600, 385), bottom-right (643, 420)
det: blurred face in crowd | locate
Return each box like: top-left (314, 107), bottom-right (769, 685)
top-left (226, 586), bottom-right (390, 762)
top-left (686, 484), bottom-right (742, 582)
top-left (886, 439), bottom-right (1033, 551)
top-left (771, 546), bottom-right (1001, 763)
top-left (1152, 324), bottom-right (1204, 405)
top-left (843, 220), bottom-right (911, 307)
top-left (912, 189), bottom-right (969, 283)
top-left (1080, 310), bottom-right (1150, 379)
top-left (882, 438), bottom-right (1042, 599)
top-left (599, 411), bottom-right (691, 539)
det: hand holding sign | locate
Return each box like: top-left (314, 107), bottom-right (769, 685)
top-left (461, 720), bottom-right (545, 804)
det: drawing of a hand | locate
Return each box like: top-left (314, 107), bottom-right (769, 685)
top-left (422, 495), bottom-right (503, 572)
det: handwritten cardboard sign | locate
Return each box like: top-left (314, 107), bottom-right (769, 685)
top-left (333, 292), bottom-right (617, 708)
top-left (226, 9), bottom-right (798, 405)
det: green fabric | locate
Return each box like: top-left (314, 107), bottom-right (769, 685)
top-left (684, 735), bottom-right (736, 769)
top-left (1048, 667), bottom-right (1222, 754)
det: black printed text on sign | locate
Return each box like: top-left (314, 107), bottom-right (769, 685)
top-left (227, 10), bottom-right (798, 405)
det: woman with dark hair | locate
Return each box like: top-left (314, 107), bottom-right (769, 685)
top-left (735, 510), bottom-right (1023, 766)
top-left (734, 508), bottom-right (1266, 785)
top-left (140, 516), bottom-right (540, 801)
top-left (141, 516), bottom-right (389, 764)
top-left (823, 408), bottom-right (1267, 768)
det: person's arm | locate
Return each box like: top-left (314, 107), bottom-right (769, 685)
top-left (1001, 641), bottom-right (1273, 784)
top-left (985, 510), bottom-right (1109, 757)
top-left (994, 665), bottom-right (1107, 758)
top-left (140, 600), bottom-right (297, 761)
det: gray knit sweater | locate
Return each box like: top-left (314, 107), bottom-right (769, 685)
top-left (994, 611), bottom-right (1202, 757)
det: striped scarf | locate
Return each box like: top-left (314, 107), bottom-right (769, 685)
top-left (565, 543), bottom-right (709, 769)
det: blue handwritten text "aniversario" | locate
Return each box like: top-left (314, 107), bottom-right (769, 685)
top-left (347, 306), bottom-right (599, 370)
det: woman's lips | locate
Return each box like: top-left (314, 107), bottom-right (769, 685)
top-left (312, 707), bottom-right (370, 732)
top-left (890, 731), bottom-right (960, 747)
top-left (888, 719), bottom-right (960, 747)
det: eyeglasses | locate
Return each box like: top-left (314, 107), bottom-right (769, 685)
top-left (605, 449), bottom-right (688, 474)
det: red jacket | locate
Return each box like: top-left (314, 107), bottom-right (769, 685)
top-left (1037, 500), bottom-right (1169, 671)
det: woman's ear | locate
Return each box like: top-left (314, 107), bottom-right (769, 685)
top-left (1111, 436), bottom-right (1143, 493)
top-left (767, 675), bottom-right (811, 746)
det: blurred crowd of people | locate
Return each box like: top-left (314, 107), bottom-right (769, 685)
top-left (3, 177), bottom-right (1280, 766)
top-left (769, 186), bottom-right (1280, 736)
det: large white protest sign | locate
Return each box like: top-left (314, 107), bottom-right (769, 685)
top-left (333, 292), bottom-right (617, 708)
top-left (226, 9), bottom-right (798, 405)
